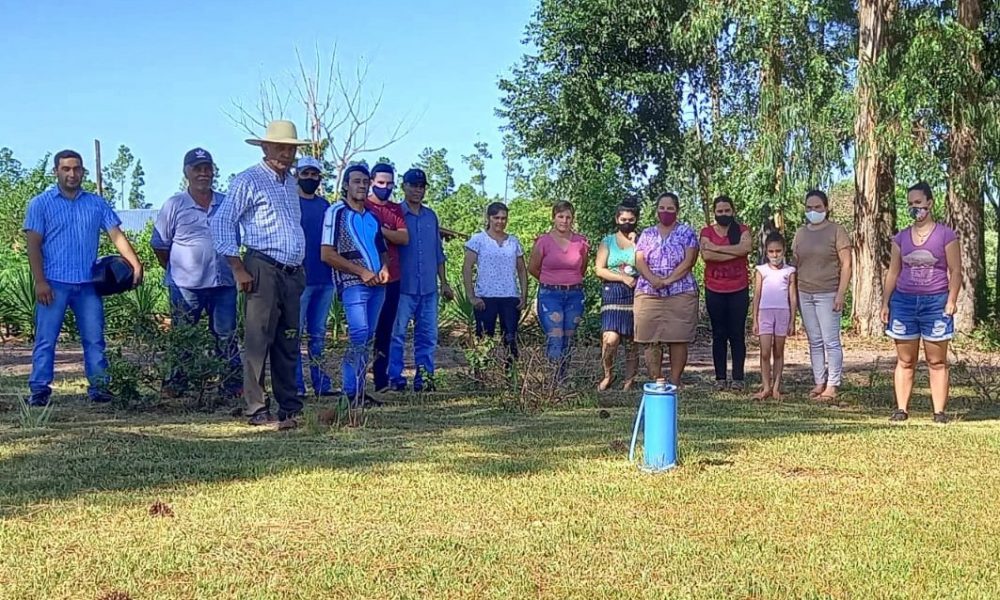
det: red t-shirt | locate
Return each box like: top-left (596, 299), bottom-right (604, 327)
top-left (365, 196), bottom-right (407, 283)
top-left (700, 224), bottom-right (750, 293)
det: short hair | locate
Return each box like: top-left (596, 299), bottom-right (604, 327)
top-left (371, 162), bottom-right (395, 179)
top-left (341, 164), bottom-right (371, 189)
top-left (805, 189), bottom-right (829, 207)
top-left (53, 149), bottom-right (83, 169)
top-left (552, 200), bottom-right (575, 217)
top-left (907, 181), bottom-right (934, 201)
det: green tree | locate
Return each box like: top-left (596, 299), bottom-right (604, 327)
top-left (102, 144), bottom-right (135, 209)
top-left (412, 147), bottom-right (455, 205)
top-left (128, 159), bottom-right (148, 209)
top-left (462, 141), bottom-right (492, 195)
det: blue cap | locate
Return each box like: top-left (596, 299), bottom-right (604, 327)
top-left (184, 148), bottom-right (213, 168)
top-left (402, 168), bottom-right (427, 186)
top-left (296, 156), bottom-right (323, 173)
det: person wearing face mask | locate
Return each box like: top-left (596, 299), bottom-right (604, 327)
top-left (791, 189), bottom-right (852, 402)
top-left (293, 156), bottom-right (338, 399)
top-left (700, 195), bottom-right (753, 392)
top-left (634, 192), bottom-right (700, 387)
top-left (365, 162), bottom-right (409, 392)
top-left (751, 232), bottom-right (798, 400)
top-left (594, 200), bottom-right (641, 391)
top-left (882, 182), bottom-right (961, 425)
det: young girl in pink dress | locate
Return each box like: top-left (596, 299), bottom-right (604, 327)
top-left (752, 232), bottom-right (798, 400)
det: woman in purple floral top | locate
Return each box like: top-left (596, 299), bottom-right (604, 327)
top-left (634, 192), bottom-right (700, 386)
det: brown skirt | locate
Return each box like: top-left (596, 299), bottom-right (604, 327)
top-left (633, 292), bottom-right (699, 344)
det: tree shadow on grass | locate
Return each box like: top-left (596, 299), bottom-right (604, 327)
top-left (0, 390), bottom-right (883, 517)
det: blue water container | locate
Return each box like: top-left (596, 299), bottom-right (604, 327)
top-left (628, 379), bottom-right (678, 472)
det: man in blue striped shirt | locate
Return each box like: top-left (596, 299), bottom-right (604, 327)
top-left (212, 121), bottom-right (310, 429)
top-left (23, 149), bottom-right (144, 406)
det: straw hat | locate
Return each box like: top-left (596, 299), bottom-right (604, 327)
top-left (245, 120), bottom-right (311, 146)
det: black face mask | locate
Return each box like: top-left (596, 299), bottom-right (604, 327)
top-left (298, 178), bottom-right (320, 195)
top-left (716, 215), bottom-right (734, 227)
top-left (618, 222), bottom-right (636, 234)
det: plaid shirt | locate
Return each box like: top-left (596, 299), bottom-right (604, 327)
top-left (23, 187), bottom-right (121, 284)
top-left (212, 162), bottom-right (305, 266)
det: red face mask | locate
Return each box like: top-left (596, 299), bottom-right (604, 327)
top-left (658, 211), bottom-right (677, 226)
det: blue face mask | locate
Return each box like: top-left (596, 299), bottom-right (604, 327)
top-left (372, 185), bottom-right (393, 201)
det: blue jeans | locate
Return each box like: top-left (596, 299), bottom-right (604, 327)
top-left (341, 284), bottom-right (385, 398)
top-left (295, 284), bottom-right (336, 395)
top-left (29, 281), bottom-right (108, 400)
top-left (537, 287), bottom-right (585, 377)
top-left (168, 285), bottom-right (241, 394)
top-left (389, 292), bottom-right (439, 389)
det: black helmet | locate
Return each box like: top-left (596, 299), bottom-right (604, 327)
top-left (93, 255), bottom-right (134, 296)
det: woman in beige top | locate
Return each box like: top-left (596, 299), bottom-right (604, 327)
top-left (791, 190), bottom-right (852, 400)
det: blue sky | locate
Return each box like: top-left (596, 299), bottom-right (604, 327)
top-left (0, 0), bottom-right (536, 207)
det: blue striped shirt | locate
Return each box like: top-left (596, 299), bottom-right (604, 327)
top-left (151, 191), bottom-right (236, 289)
top-left (212, 162), bottom-right (306, 266)
top-left (23, 187), bottom-right (122, 284)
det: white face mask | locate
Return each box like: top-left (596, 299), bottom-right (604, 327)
top-left (768, 256), bottom-right (785, 267)
top-left (805, 210), bottom-right (826, 225)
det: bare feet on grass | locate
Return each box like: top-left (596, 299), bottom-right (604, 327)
top-left (597, 375), bottom-right (614, 391)
top-left (819, 386), bottom-right (838, 401)
top-left (771, 388), bottom-right (783, 401)
top-left (754, 388), bottom-right (772, 400)
top-left (809, 384), bottom-right (825, 399)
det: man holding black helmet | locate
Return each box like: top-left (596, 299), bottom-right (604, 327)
top-left (23, 149), bottom-right (143, 406)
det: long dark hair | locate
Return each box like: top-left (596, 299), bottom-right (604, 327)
top-left (713, 195), bottom-right (741, 245)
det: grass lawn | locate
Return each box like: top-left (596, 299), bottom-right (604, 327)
top-left (2, 371), bottom-right (1000, 599)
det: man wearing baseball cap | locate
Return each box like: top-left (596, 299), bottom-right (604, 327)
top-left (388, 168), bottom-right (454, 392)
top-left (294, 156), bottom-right (338, 398)
top-left (153, 148), bottom-right (241, 399)
top-left (365, 162), bottom-right (409, 392)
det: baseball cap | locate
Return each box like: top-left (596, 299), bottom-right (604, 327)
top-left (296, 156), bottom-right (324, 173)
top-left (402, 168), bottom-right (427, 186)
top-left (183, 148), bottom-right (213, 168)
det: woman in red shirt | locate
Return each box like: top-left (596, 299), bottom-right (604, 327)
top-left (700, 196), bottom-right (752, 391)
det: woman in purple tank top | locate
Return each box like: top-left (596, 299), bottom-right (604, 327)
top-left (881, 182), bottom-right (961, 425)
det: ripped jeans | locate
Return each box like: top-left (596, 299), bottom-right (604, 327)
top-left (537, 286), bottom-right (585, 380)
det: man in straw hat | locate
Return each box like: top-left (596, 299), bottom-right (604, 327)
top-left (212, 120), bottom-right (310, 430)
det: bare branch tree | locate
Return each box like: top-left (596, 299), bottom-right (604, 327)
top-left (226, 45), bottom-right (420, 191)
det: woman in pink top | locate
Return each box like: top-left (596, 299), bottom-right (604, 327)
top-left (528, 201), bottom-right (590, 381)
top-left (881, 182), bottom-right (961, 425)
top-left (751, 232), bottom-right (797, 400)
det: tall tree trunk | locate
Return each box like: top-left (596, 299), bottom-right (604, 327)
top-left (852, 0), bottom-right (898, 336)
top-left (991, 191), bottom-right (1000, 318)
top-left (947, 0), bottom-right (985, 332)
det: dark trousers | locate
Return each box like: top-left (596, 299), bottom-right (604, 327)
top-left (372, 279), bottom-right (400, 389)
top-left (475, 297), bottom-right (520, 358)
top-left (243, 252), bottom-right (305, 420)
top-left (706, 288), bottom-right (749, 382)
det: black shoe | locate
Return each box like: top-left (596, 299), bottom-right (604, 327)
top-left (889, 409), bottom-right (909, 424)
top-left (90, 391), bottom-right (114, 404)
top-left (932, 412), bottom-right (950, 425)
top-left (247, 411), bottom-right (276, 426)
top-left (26, 392), bottom-right (51, 407)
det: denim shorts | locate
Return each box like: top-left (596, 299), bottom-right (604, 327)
top-left (886, 291), bottom-right (954, 342)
